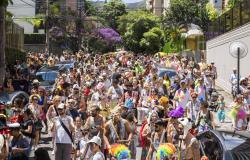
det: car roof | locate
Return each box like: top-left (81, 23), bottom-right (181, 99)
top-left (37, 65), bottom-right (66, 73)
top-left (216, 129), bottom-right (250, 139)
top-left (56, 61), bottom-right (75, 65)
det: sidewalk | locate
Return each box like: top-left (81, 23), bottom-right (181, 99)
top-left (214, 86), bottom-right (233, 130)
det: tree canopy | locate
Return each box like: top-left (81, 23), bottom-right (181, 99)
top-left (117, 10), bottom-right (163, 54)
top-left (100, 0), bottom-right (127, 29)
top-left (163, 0), bottom-right (210, 32)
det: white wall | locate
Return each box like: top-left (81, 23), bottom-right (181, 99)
top-left (206, 23), bottom-right (250, 93)
top-left (209, 0), bottom-right (223, 12)
top-left (7, 0), bottom-right (35, 34)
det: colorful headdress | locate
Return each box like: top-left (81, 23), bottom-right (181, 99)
top-left (168, 105), bottom-right (184, 118)
top-left (110, 144), bottom-right (131, 160)
top-left (156, 143), bottom-right (177, 160)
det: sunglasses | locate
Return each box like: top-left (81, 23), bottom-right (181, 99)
top-left (58, 108), bottom-right (64, 111)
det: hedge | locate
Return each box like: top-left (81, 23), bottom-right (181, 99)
top-left (24, 34), bottom-right (46, 44)
top-left (6, 48), bottom-right (26, 65)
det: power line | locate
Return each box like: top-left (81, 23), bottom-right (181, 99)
top-left (20, 0), bottom-right (35, 7)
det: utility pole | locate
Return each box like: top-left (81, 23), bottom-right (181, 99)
top-left (46, 0), bottom-right (50, 54)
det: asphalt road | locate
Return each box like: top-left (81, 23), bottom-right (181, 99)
top-left (29, 87), bottom-right (234, 160)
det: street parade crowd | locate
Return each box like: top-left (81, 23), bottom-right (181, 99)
top-left (0, 50), bottom-right (250, 160)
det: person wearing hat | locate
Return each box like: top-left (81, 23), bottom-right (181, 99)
top-left (8, 123), bottom-right (30, 159)
top-left (194, 78), bottom-right (207, 102)
top-left (186, 92), bottom-right (201, 121)
top-left (50, 103), bottom-right (75, 160)
top-left (87, 136), bottom-right (105, 160)
top-left (0, 114), bottom-right (8, 159)
top-left (174, 79), bottom-right (191, 109)
top-left (177, 118), bottom-right (200, 160)
top-left (229, 68), bottom-right (239, 96)
top-left (146, 119), bottom-right (168, 160)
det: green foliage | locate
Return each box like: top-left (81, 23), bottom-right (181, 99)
top-left (100, 0), bottom-right (127, 29)
top-left (117, 10), bottom-right (162, 54)
top-left (223, 0), bottom-right (242, 12)
top-left (50, 3), bottom-right (61, 16)
top-left (164, 0), bottom-right (210, 32)
top-left (17, 14), bottom-right (45, 28)
top-left (5, 48), bottom-right (26, 65)
top-left (0, 0), bottom-right (12, 7)
top-left (87, 35), bottom-right (112, 53)
top-left (163, 24), bottom-right (186, 53)
top-left (140, 27), bottom-right (164, 54)
top-left (24, 34), bottom-right (46, 44)
top-left (206, 3), bottom-right (219, 21)
top-left (84, 0), bottom-right (98, 16)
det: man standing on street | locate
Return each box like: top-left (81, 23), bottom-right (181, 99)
top-left (88, 136), bottom-right (105, 160)
top-left (51, 103), bottom-right (75, 160)
top-left (230, 68), bottom-right (239, 95)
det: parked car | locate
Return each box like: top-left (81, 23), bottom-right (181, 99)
top-left (157, 67), bottom-right (177, 78)
top-left (197, 129), bottom-right (250, 160)
top-left (0, 91), bottom-right (29, 105)
top-left (55, 61), bottom-right (77, 71)
top-left (35, 66), bottom-right (63, 91)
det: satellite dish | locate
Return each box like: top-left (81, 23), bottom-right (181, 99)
top-left (229, 41), bottom-right (248, 59)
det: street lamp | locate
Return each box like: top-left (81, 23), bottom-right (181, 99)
top-left (229, 41), bottom-right (248, 94)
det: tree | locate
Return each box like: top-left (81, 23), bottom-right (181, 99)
top-left (86, 28), bottom-right (122, 53)
top-left (101, 0), bottom-right (127, 29)
top-left (206, 3), bottom-right (219, 21)
top-left (0, 0), bottom-right (12, 85)
top-left (140, 27), bottom-right (165, 54)
top-left (163, 0), bottom-right (210, 32)
top-left (117, 10), bottom-right (162, 53)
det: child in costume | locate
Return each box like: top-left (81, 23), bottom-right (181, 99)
top-left (229, 95), bottom-right (247, 130)
top-left (216, 96), bottom-right (226, 123)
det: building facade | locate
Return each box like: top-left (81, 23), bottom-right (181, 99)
top-left (146, 0), bottom-right (169, 16)
top-left (206, 0), bottom-right (250, 93)
top-left (7, 0), bottom-right (35, 34)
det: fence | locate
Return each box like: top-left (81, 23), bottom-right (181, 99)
top-left (206, 0), bottom-right (250, 40)
top-left (5, 20), bottom-right (24, 51)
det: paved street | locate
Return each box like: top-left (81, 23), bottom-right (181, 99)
top-left (29, 86), bottom-right (234, 160)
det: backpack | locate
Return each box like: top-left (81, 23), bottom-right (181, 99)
top-left (139, 120), bottom-right (148, 147)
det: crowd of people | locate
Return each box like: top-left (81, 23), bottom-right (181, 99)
top-left (0, 50), bottom-right (250, 160)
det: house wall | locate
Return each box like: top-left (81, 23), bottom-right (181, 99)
top-left (7, 0), bottom-right (35, 34)
top-left (206, 23), bottom-right (250, 93)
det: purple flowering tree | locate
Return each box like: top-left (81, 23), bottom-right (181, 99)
top-left (97, 28), bottom-right (122, 44)
top-left (87, 28), bottom-right (122, 53)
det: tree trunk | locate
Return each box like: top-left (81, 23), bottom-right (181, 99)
top-left (0, 6), bottom-right (6, 85)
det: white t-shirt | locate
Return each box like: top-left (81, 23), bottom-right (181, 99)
top-left (91, 152), bottom-right (105, 160)
top-left (54, 115), bottom-right (73, 144)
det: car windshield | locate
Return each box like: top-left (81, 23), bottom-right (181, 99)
top-left (36, 71), bottom-right (58, 82)
top-left (222, 133), bottom-right (246, 150)
top-left (222, 132), bottom-right (250, 160)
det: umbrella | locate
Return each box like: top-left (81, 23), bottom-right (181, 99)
top-left (187, 24), bottom-right (203, 38)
